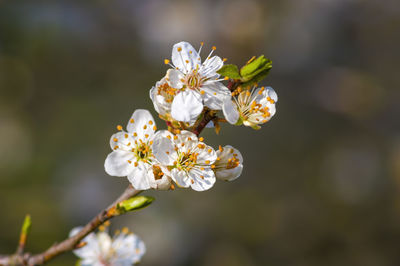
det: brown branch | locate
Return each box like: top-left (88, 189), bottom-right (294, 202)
top-left (0, 185), bottom-right (141, 266)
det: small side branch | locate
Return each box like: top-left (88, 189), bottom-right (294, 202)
top-left (0, 185), bottom-right (141, 266)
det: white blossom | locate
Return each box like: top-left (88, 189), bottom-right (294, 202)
top-left (149, 76), bottom-right (174, 120)
top-left (214, 145), bottom-right (243, 181)
top-left (152, 130), bottom-right (217, 191)
top-left (104, 109), bottom-right (171, 190)
top-left (154, 41), bottom-right (231, 124)
top-left (223, 86), bottom-right (278, 129)
top-left (70, 227), bottom-right (145, 266)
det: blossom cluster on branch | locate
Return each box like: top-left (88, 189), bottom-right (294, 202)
top-left (105, 41), bottom-right (278, 193)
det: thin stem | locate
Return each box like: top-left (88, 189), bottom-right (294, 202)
top-left (0, 185), bottom-right (141, 266)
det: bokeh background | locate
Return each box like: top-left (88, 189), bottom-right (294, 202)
top-left (0, 0), bottom-right (399, 265)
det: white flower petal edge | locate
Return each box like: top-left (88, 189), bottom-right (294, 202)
top-left (214, 145), bottom-right (243, 181)
top-left (105, 109), bottom-right (171, 190)
top-left (223, 86), bottom-right (278, 129)
top-left (152, 130), bottom-right (217, 191)
top-left (70, 227), bottom-right (145, 266)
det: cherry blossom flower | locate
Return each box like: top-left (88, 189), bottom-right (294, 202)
top-left (223, 86), bottom-right (278, 129)
top-left (152, 130), bottom-right (217, 191)
top-left (156, 41), bottom-right (230, 124)
top-left (104, 109), bottom-right (171, 190)
top-left (70, 226), bottom-right (145, 266)
top-left (214, 145), bottom-right (243, 181)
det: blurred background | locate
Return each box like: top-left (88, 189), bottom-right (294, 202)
top-left (0, 0), bottom-right (399, 265)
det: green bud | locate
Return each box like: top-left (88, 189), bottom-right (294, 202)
top-left (21, 214), bottom-right (31, 237)
top-left (240, 55), bottom-right (272, 84)
top-left (117, 196), bottom-right (155, 213)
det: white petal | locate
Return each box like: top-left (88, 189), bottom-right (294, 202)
top-left (215, 145), bottom-right (243, 181)
top-left (267, 86), bottom-right (278, 102)
top-left (152, 130), bottom-right (177, 165)
top-left (200, 56), bottom-right (223, 78)
top-left (171, 90), bottom-right (203, 123)
top-left (206, 120), bottom-right (214, 128)
top-left (171, 41), bottom-right (200, 74)
top-left (216, 166), bottom-right (243, 181)
top-left (166, 69), bottom-right (184, 89)
top-left (150, 80), bottom-right (170, 116)
top-left (109, 131), bottom-right (135, 151)
top-left (104, 151), bottom-right (135, 177)
top-left (126, 109), bottom-right (156, 140)
top-left (69, 227), bottom-right (99, 260)
top-left (170, 168), bottom-right (190, 188)
top-left (97, 232), bottom-right (112, 255)
top-left (222, 98), bottom-right (240, 124)
top-left (202, 82), bottom-right (231, 110)
top-left (189, 168), bottom-right (216, 191)
top-left (127, 162), bottom-right (152, 190)
top-left (196, 144), bottom-right (217, 164)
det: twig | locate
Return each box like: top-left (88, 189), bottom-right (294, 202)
top-left (0, 185), bottom-right (141, 266)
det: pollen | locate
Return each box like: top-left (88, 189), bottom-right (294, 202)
top-left (200, 167), bottom-right (205, 171)
top-left (117, 125), bottom-right (123, 131)
top-left (223, 58), bottom-right (227, 62)
top-left (185, 60), bottom-right (189, 63)
top-left (205, 160), bottom-right (210, 164)
top-left (127, 142), bottom-right (131, 146)
top-left (125, 134), bottom-right (128, 138)
top-left (170, 184), bottom-right (175, 190)
top-left (145, 134), bottom-right (149, 138)
top-left (127, 160), bottom-right (132, 164)
top-left (164, 59), bottom-right (170, 65)
top-left (149, 120), bottom-right (153, 125)
top-left (218, 145), bottom-right (223, 152)
top-left (166, 151), bottom-right (170, 155)
top-left (174, 135), bottom-right (178, 140)
top-left (200, 90), bottom-right (205, 95)
top-left (122, 227), bottom-right (129, 234)
top-left (191, 180), bottom-right (194, 184)
top-left (200, 175), bottom-right (204, 179)
top-left (153, 126), bottom-right (157, 130)
top-left (143, 125), bottom-right (147, 129)
top-left (133, 132), bottom-right (138, 137)
top-left (177, 47), bottom-right (182, 52)
top-left (208, 149), bottom-right (212, 153)
top-left (134, 162), bottom-right (138, 167)
top-left (211, 164), bottom-right (216, 169)
top-left (199, 137), bottom-right (204, 142)
top-left (224, 76), bottom-right (229, 80)
top-left (200, 41), bottom-right (204, 46)
top-left (212, 46), bottom-right (216, 50)
top-left (167, 135), bottom-right (171, 139)
top-left (114, 145), bottom-right (119, 150)
top-left (130, 118), bottom-right (135, 123)
top-left (113, 138), bottom-right (118, 142)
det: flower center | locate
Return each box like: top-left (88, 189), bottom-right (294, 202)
top-left (185, 71), bottom-right (203, 91)
top-left (157, 82), bottom-right (177, 103)
top-left (134, 141), bottom-right (152, 163)
top-left (152, 165), bottom-right (164, 180)
top-left (226, 156), bottom-right (240, 169)
top-left (175, 151), bottom-right (199, 171)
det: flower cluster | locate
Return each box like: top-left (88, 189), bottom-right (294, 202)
top-left (70, 225), bottom-right (145, 266)
top-left (104, 41), bottom-right (278, 192)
